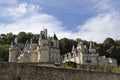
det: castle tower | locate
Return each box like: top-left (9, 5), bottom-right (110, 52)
top-left (77, 41), bottom-right (84, 52)
top-left (53, 33), bottom-right (59, 48)
top-left (38, 29), bottom-right (49, 62)
top-left (72, 45), bottom-right (76, 54)
top-left (39, 30), bottom-right (48, 46)
top-left (89, 42), bottom-right (96, 53)
top-left (76, 42), bottom-right (85, 64)
top-left (9, 38), bottom-right (19, 62)
top-left (29, 37), bottom-right (38, 62)
top-left (44, 29), bottom-right (47, 39)
top-left (83, 45), bottom-right (88, 52)
top-left (50, 33), bottom-right (60, 63)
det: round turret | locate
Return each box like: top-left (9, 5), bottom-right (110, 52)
top-left (9, 39), bottom-right (20, 62)
top-left (9, 46), bottom-right (19, 62)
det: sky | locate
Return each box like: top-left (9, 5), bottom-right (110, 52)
top-left (0, 0), bottom-right (120, 43)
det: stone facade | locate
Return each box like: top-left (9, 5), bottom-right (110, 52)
top-left (0, 63), bottom-right (120, 80)
top-left (63, 42), bottom-right (117, 67)
top-left (9, 29), bottom-right (60, 63)
top-left (8, 28), bottom-right (117, 67)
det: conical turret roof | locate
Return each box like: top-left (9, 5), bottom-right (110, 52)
top-left (53, 33), bottom-right (58, 40)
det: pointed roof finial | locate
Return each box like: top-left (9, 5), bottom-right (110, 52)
top-left (89, 42), bottom-right (92, 49)
top-left (72, 45), bottom-right (75, 53)
top-left (72, 45), bottom-right (75, 50)
top-left (14, 37), bottom-right (18, 45)
top-left (10, 41), bottom-right (14, 47)
top-left (89, 42), bottom-right (96, 53)
top-left (53, 33), bottom-right (58, 40)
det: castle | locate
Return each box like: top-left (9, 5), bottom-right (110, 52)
top-left (62, 42), bottom-right (117, 67)
top-left (9, 29), bottom-right (60, 63)
top-left (9, 29), bottom-right (117, 67)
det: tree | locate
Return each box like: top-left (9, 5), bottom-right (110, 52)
top-left (0, 34), bottom-right (6, 44)
top-left (17, 32), bottom-right (27, 43)
top-left (26, 32), bottom-right (34, 40)
top-left (115, 46), bottom-right (120, 65)
top-left (59, 38), bottom-right (77, 55)
top-left (102, 38), bottom-right (116, 57)
top-left (103, 38), bottom-right (116, 49)
top-left (6, 33), bottom-right (15, 44)
top-left (0, 44), bottom-right (9, 61)
top-left (96, 44), bottom-right (105, 56)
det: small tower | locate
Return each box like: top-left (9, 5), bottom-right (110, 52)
top-left (77, 41), bottom-right (84, 52)
top-left (53, 33), bottom-right (59, 48)
top-left (37, 29), bottom-right (49, 62)
top-left (89, 42), bottom-right (96, 53)
top-left (38, 30), bottom-right (48, 46)
top-left (72, 45), bottom-right (76, 54)
top-left (44, 29), bottom-right (47, 39)
top-left (50, 33), bottom-right (60, 63)
top-left (83, 45), bottom-right (88, 52)
top-left (29, 37), bottom-right (38, 62)
top-left (9, 38), bottom-right (19, 62)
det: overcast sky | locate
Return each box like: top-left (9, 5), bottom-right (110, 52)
top-left (0, 0), bottom-right (120, 43)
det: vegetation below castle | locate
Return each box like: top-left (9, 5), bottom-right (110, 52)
top-left (62, 62), bottom-right (120, 73)
top-left (0, 32), bottom-right (120, 66)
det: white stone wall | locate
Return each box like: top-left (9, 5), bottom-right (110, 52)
top-left (9, 46), bottom-right (19, 62)
top-left (39, 50), bottom-right (49, 62)
top-left (62, 51), bottom-right (117, 67)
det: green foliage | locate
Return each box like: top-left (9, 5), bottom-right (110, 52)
top-left (113, 66), bottom-right (120, 73)
top-left (0, 44), bottom-right (9, 61)
top-left (79, 65), bottom-right (114, 72)
top-left (98, 38), bottom-right (120, 65)
top-left (103, 38), bottom-right (116, 49)
top-left (6, 33), bottom-right (15, 44)
top-left (17, 32), bottom-right (39, 44)
top-left (17, 32), bottom-right (28, 43)
top-left (96, 44), bottom-right (105, 56)
top-left (59, 38), bottom-right (77, 55)
top-left (0, 33), bottom-right (15, 44)
top-left (62, 61), bottom-right (77, 68)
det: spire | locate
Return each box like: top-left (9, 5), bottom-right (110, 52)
top-left (77, 41), bottom-right (84, 51)
top-left (89, 42), bottom-right (92, 49)
top-left (25, 40), bottom-right (29, 46)
top-left (84, 45), bottom-right (88, 52)
top-left (30, 36), bottom-right (36, 44)
top-left (24, 41), bottom-right (30, 52)
top-left (72, 45), bottom-right (76, 53)
top-left (72, 45), bottom-right (75, 51)
top-left (14, 37), bottom-right (18, 45)
top-left (89, 42), bottom-right (96, 53)
top-left (78, 41), bottom-right (83, 47)
top-left (53, 33), bottom-right (58, 40)
top-left (10, 41), bottom-right (14, 47)
top-left (44, 29), bottom-right (47, 39)
top-left (89, 42), bottom-right (95, 50)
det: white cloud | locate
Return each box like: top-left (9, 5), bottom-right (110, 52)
top-left (75, 12), bottom-right (120, 42)
top-left (71, 0), bottom-right (120, 43)
top-left (8, 3), bottom-right (27, 17)
top-left (0, 2), bottom-right (71, 39)
top-left (0, 0), bottom-right (120, 43)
